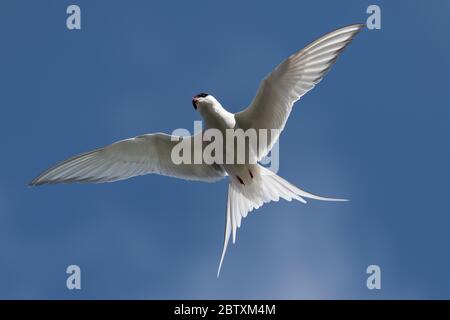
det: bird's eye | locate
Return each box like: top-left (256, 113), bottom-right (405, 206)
top-left (197, 93), bottom-right (208, 98)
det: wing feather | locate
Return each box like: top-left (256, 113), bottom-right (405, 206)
top-left (235, 24), bottom-right (364, 159)
top-left (30, 133), bottom-right (226, 186)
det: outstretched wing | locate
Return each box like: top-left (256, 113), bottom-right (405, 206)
top-left (235, 24), bottom-right (363, 159)
top-left (30, 133), bottom-right (226, 185)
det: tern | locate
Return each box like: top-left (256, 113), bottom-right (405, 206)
top-left (30, 24), bottom-right (364, 276)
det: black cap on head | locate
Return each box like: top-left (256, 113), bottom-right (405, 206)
top-left (192, 93), bottom-right (209, 110)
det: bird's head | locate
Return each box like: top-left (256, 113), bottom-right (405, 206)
top-left (192, 93), bottom-right (218, 111)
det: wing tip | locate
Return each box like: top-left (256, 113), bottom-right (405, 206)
top-left (28, 177), bottom-right (44, 187)
top-left (334, 23), bottom-right (365, 39)
top-left (354, 23), bottom-right (365, 34)
top-left (322, 197), bottom-right (350, 202)
top-left (345, 23), bottom-right (365, 31)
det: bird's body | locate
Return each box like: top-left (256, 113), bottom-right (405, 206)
top-left (197, 97), bottom-right (254, 185)
top-left (30, 24), bottom-right (364, 276)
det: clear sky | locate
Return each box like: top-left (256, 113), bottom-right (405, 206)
top-left (1, 0), bottom-right (449, 299)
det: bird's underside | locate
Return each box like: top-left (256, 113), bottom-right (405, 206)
top-left (30, 24), bottom-right (363, 276)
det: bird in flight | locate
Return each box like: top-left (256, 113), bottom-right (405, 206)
top-left (30, 24), bottom-right (364, 276)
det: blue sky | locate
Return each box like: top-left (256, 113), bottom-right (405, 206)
top-left (0, 0), bottom-right (449, 299)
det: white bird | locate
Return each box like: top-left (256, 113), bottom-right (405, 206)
top-left (30, 24), bottom-right (364, 276)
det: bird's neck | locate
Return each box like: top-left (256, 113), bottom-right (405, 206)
top-left (199, 103), bottom-right (235, 130)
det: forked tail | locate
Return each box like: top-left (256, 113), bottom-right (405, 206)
top-left (217, 165), bottom-right (347, 277)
